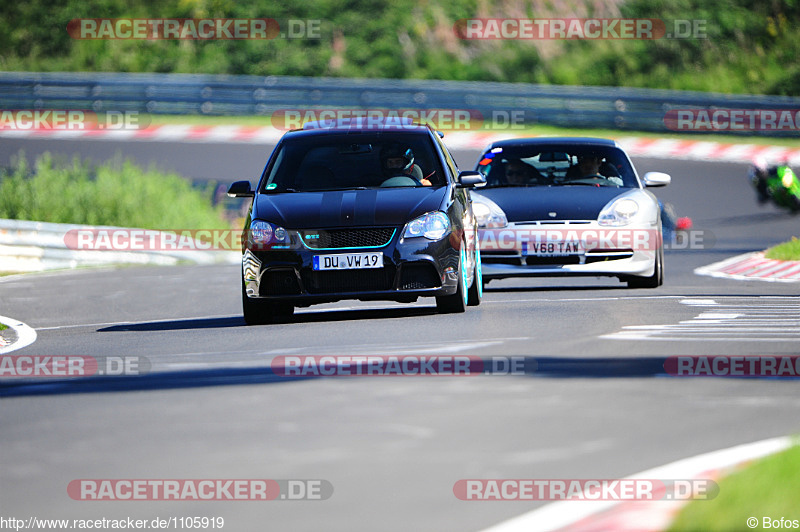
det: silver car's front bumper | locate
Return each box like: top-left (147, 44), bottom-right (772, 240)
top-left (479, 221), bottom-right (660, 280)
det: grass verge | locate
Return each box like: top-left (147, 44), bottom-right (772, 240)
top-left (764, 237), bottom-right (800, 261)
top-left (667, 444), bottom-right (800, 531)
top-left (0, 151), bottom-right (229, 230)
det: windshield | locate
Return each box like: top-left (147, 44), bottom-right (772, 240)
top-left (260, 132), bottom-right (445, 192)
top-left (476, 144), bottom-right (638, 188)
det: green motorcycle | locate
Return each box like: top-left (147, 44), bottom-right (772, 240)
top-left (749, 160), bottom-right (800, 213)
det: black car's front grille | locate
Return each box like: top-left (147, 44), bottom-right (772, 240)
top-left (399, 262), bottom-right (441, 290)
top-left (260, 270), bottom-right (301, 296)
top-left (301, 267), bottom-right (396, 294)
top-left (299, 228), bottom-right (395, 249)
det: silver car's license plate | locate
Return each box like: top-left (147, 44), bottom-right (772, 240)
top-left (524, 241), bottom-right (582, 256)
top-left (313, 253), bottom-right (384, 270)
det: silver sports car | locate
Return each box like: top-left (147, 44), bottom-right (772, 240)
top-left (471, 137), bottom-right (670, 288)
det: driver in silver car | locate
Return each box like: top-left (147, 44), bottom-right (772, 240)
top-left (566, 154), bottom-right (623, 185)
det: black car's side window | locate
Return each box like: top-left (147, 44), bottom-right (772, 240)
top-left (435, 134), bottom-right (459, 181)
top-left (255, 143), bottom-right (287, 193)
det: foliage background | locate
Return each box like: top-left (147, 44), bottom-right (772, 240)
top-left (0, 0), bottom-right (797, 95)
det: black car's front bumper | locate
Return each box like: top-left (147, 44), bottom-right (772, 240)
top-left (242, 228), bottom-right (461, 306)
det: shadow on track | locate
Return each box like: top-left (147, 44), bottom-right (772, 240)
top-left (483, 284), bottom-right (629, 294)
top-left (4, 355), bottom-right (795, 398)
top-left (97, 307), bottom-right (437, 332)
top-left (99, 317), bottom-right (244, 332)
top-left (291, 306), bottom-right (436, 323)
top-left (0, 366), bottom-right (312, 398)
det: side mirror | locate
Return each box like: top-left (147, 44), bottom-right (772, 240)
top-left (436, 130), bottom-right (445, 138)
top-left (227, 180), bottom-right (255, 197)
top-left (642, 172), bottom-right (671, 187)
top-left (457, 170), bottom-right (487, 188)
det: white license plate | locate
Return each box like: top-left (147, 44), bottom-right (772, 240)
top-left (523, 241), bottom-right (582, 256)
top-left (313, 253), bottom-right (384, 270)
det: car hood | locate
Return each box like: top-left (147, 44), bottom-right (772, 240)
top-left (474, 186), bottom-right (631, 222)
top-left (253, 187), bottom-right (448, 228)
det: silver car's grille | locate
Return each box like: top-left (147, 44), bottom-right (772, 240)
top-left (513, 220), bottom-right (593, 225)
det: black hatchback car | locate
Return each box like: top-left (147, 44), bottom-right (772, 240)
top-left (228, 117), bottom-right (485, 324)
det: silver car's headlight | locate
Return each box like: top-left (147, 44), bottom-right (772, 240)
top-left (598, 198), bottom-right (639, 227)
top-left (471, 193), bottom-right (508, 228)
top-left (403, 212), bottom-right (450, 240)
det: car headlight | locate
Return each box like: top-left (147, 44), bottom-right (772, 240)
top-left (248, 220), bottom-right (289, 249)
top-left (598, 198), bottom-right (639, 226)
top-left (471, 193), bottom-right (508, 228)
top-left (403, 212), bottom-right (450, 240)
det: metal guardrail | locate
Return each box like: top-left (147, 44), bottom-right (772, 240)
top-left (0, 219), bottom-right (239, 273)
top-left (1, 71), bottom-right (799, 136)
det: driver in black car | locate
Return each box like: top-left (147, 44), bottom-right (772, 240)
top-left (382, 144), bottom-right (431, 186)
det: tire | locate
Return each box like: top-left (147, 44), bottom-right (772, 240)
top-left (242, 280), bottom-right (294, 325)
top-left (467, 248), bottom-right (482, 307)
top-left (627, 247), bottom-right (663, 289)
top-left (436, 247), bottom-right (468, 314)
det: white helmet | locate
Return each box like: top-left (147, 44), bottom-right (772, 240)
top-left (751, 156), bottom-right (767, 173)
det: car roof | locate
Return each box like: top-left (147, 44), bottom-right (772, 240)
top-left (484, 137), bottom-right (621, 150)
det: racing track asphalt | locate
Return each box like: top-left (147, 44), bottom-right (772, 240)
top-left (1, 137), bottom-right (799, 531)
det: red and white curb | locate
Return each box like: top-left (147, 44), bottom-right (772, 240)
top-left (2, 126), bottom-right (799, 164)
top-left (0, 125), bottom-right (286, 145)
top-left (0, 315), bottom-right (37, 354)
top-left (480, 436), bottom-right (794, 532)
top-left (695, 252), bottom-right (800, 283)
top-left (616, 137), bottom-right (800, 165)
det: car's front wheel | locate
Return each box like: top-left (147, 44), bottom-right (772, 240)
top-left (627, 247), bottom-right (664, 289)
top-left (436, 247), bottom-right (469, 314)
top-left (242, 280), bottom-right (294, 325)
top-left (467, 248), bottom-right (482, 307)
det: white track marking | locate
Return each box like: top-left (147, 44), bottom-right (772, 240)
top-left (602, 297), bottom-right (800, 342)
top-left (0, 315), bottom-right (37, 354)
